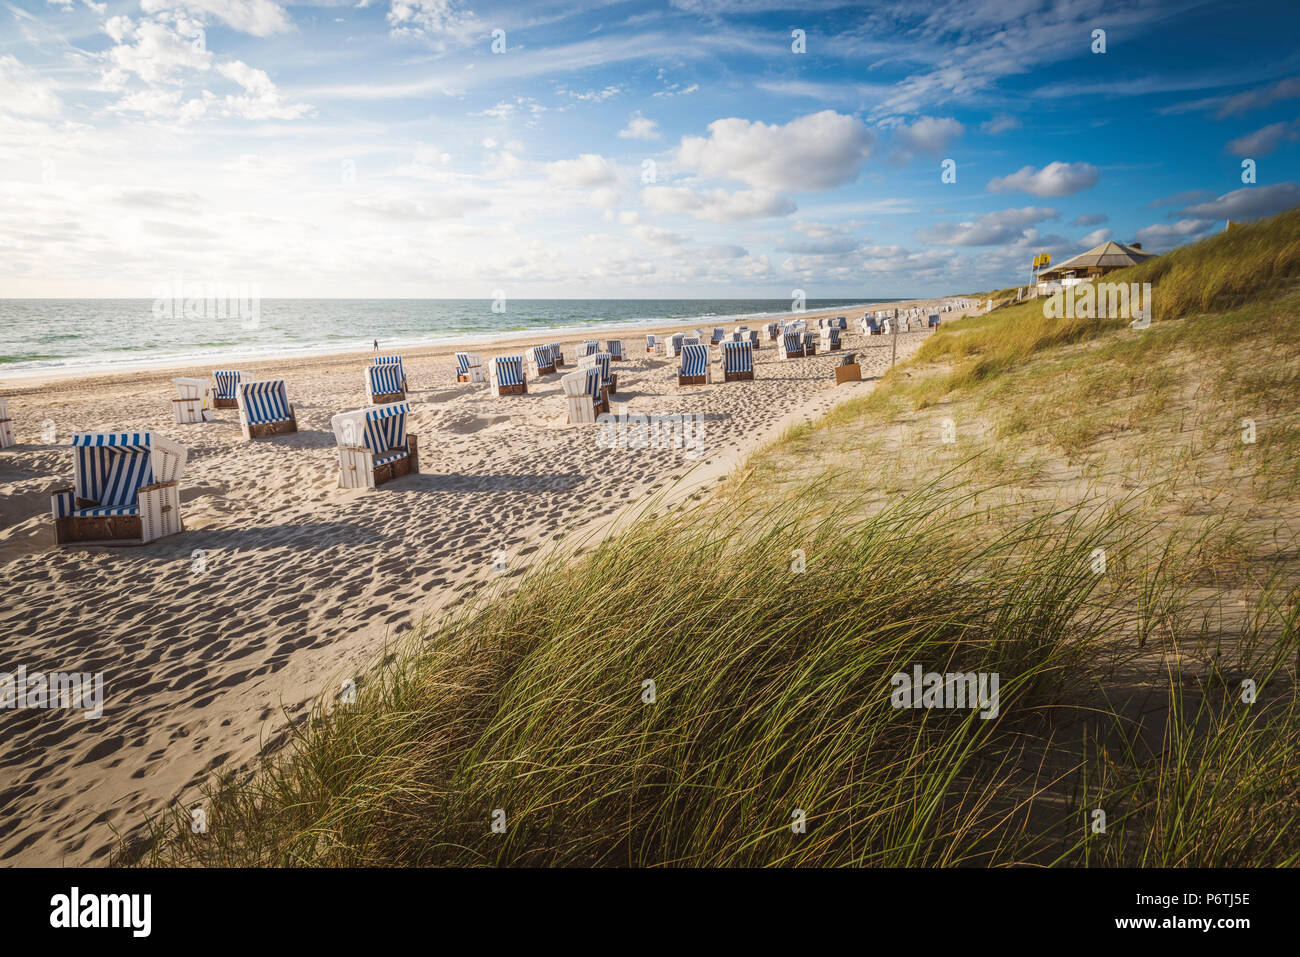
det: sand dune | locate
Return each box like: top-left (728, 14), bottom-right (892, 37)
top-left (0, 304), bottom-right (963, 865)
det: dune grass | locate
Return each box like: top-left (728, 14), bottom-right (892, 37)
top-left (135, 209), bottom-right (1300, 867)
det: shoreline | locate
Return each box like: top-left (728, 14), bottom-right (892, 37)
top-left (0, 297), bottom-right (948, 391)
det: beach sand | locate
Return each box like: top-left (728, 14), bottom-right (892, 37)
top-left (0, 298), bottom-right (971, 865)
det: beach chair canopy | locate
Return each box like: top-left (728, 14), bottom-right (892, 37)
top-left (783, 332), bottom-right (802, 353)
top-left (646, 334), bottom-right (657, 347)
top-left (239, 380), bottom-right (293, 425)
top-left (213, 370), bottom-right (241, 398)
top-left (803, 332), bottom-right (818, 348)
top-left (682, 336), bottom-right (701, 346)
top-left (606, 339), bottom-right (623, 357)
top-left (680, 343), bottom-right (709, 377)
top-left (69, 432), bottom-right (186, 514)
top-left (455, 352), bottom-right (476, 374)
top-left (492, 356), bottom-right (525, 387)
top-left (531, 345), bottom-right (553, 366)
top-left (710, 327), bottom-right (724, 341)
top-left (578, 340), bottom-right (599, 358)
top-left (723, 340), bottom-right (753, 374)
top-left (824, 327), bottom-right (841, 344)
top-left (547, 343), bottom-right (563, 359)
top-left (331, 402), bottom-right (410, 466)
top-left (367, 363), bottom-right (405, 396)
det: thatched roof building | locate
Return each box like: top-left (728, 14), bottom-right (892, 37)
top-left (1037, 241), bottom-right (1155, 282)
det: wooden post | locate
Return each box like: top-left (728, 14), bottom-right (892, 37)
top-left (891, 309), bottom-right (898, 367)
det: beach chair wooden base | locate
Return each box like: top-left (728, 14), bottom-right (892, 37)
top-left (53, 481), bottom-right (182, 545)
top-left (678, 374), bottom-right (708, 386)
top-left (244, 408), bottom-right (298, 441)
top-left (724, 370), bottom-right (755, 382)
top-left (213, 396), bottom-right (238, 409)
top-left (55, 513), bottom-right (143, 545)
top-left (537, 364), bottom-right (557, 376)
top-left (375, 434), bottom-right (419, 487)
top-left (495, 383), bottom-right (527, 396)
top-left (371, 390), bottom-right (405, 404)
top-left (825, 342), bottom-right (842, 351)
top-left (835, 363), bottom-right (863, 386)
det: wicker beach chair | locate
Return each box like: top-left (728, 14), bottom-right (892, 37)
top-left (455, 352), bottom-right (485, 384)
top-left (561, 367), bottom-right (606, 423)
top-left (170, 377), bottom-right (214, 425)
top-left (237, 380), bottom-right (298, 440)
top-left (678, 343), bottom-right (711, 386)
top-left (489, 356), bottom-right (527, 396)
top-left (527, 345), bottom-right (556, 377)
top-left (331, 401), bottom-right (419, 489)
top-left (212, 370), bottom-right (242, 409)
top-left (723, 340), bottom-right (755, 382)
top-left (50, 431), bottom-right (187, 544)
top-left (606, 339), bottom-right (624, 361)
top-left (366, 362), bottom-right (406, 404)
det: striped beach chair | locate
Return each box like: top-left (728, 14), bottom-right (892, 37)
top-left (645, 334), bottom-right (658, 354)
top-left (577, 339), bottom-right (600, 359)
top-left (820, 326), bottom-right (842, 352)
top-left (548, 343), bottom-right (565, 368)
top-left (50, 432), bottom-right (187, 544)
top-left (331, 401), bottom-right (419, 489)
top-left (171, 377), bottom-right (214, 424)
top-left (665, 333), bottom-right (684, 358)
top-left (489, 355), bottom-right (527, 396)
top-left (710, 327), bottom-right (725, 345)
top-left (456, 352), bottom-right (485, 384)
top-left (766, 321), bottom-right (780, 341)
top-left (682, 335), bottom-right (701, 346)
top-left (928, 312), bottom-right (941, 329)
top-left (0, 397), bottom-right (15, 448)
top-left (212, 370), bottom-right (242, 409)
top-left (802, 331), bottom-right (819, 356)
top-left (723, 340), bottom-right (754, 382)
top-left (561, 367), bottom-right (606, 423)
top-left (678, 342), bottom-right (711, 386)
top-left (366, 362), bottom-right (406, 403)
top-left (778, 331), bottom-right (804, 360)
top-left (606, 339), bottom-right (624, 361)
top-left (373, 355), bottom-right (408, 391)
top-left (237, 379), bottom-right (297, 440)
top-left (527, 345), bottom-right (557, 377)
top-left (579, 351), bottom-right (616, 398)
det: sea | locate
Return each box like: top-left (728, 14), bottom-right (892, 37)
top-left (0, 298), bottom-right (897, 378)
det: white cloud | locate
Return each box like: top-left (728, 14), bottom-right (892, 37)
top-left (1078, 227), bottom-right (1112, 247)
top-left (1070, 213), bottom-right (1108, 226)
top-left (917, 206), bottom-right (1058, 246)
top-left (104, 17), bottom-right (213, 86)
top-left (618, 110), bottom-right (660, 140)
top-left (981, 114), bottom-right (1021, 135)
top-left (0, 55), bottom-right (61, 116)
top-left (987, 161), bottom-right (1099, 198)
top-left (387, 0), bottom-right (478, 42)
top-left (545, 154), bottom-right (618, 188)
top-left (895, 115), bottom-right (964, 155)
top-left (1225, 121), bottom-right (1300, 157)
top-left (1178, 182), bottom-right (1300, 221)
top-left (216, 60), bottom-right (312, 120)
top-left (677, 110), bottom-right (874, 192)
top-left (140, 0), bottom-right (293, 37)
top-left (642, 185), bottom-right (796, 222)
top-left (1133, 218), bottom-right (1215, 252)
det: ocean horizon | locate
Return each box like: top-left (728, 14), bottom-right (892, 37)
top-left (0, 297), bottom-right (901, 377)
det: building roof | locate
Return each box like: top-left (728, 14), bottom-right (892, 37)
top-left (1038, 241), bottom-right (1155, 279)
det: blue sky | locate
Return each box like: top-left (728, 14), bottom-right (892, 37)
top-left (2, 0), bottom-right (1298, 297)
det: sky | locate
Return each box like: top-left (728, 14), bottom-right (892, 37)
top-left (2, 0), bottom-right (1299, 299)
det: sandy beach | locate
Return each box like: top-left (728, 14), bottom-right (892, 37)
top-left (0, 298), bottom-right (969, 865)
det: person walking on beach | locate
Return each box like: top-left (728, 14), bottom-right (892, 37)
top-left (373, 338), bottom-right (378, 352)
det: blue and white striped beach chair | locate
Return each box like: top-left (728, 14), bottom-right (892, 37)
top-left (561, 367), bottom-right (606, 423)
top-left (665, 333), bottom-right (684, 357)
top-left (678, 342), bottom-right (712, 385)
top-left (547, 343), bottom-right (565, 368)
top-left (237, 379), bottom-right (297, 440)
top-left (331, 401), bottom-right (419, 489)
top-left (928, 312), bottom-right (941, 329)
top-left (212, 370), bottom-right (242, 408)
top-left (366, 362), bottom-right (406, 403)
top-left (606, 339), bottom-right (624, 361)
top-left (710, 327), bottom-right (725, 345)
top-left (455, 352), bottom-right (485, 384)
top-left (527, 345), bottom-right (557, 377)
top-left (682, 335), bottom-right (701, 346)
top-left (579, 351), bottom-right (616, 398)
top-left (766, 321), bottom-right (780, 341)
top-left (645, 334), bottom-right (658, 354)
top-left (746, 330), bottom-right (761, 350)
top-left (803, 331), bottom-right (819, 356)
top-left (819, 326), bottom-right (841, 351)
top-left (779, 331), bottom-right (804, 360)
top-left (722, 340), bottom-right (754, 381)
top-left (373, 355), bottom-right (407, 390)
top-left (577, 339), bottom-right (600, 359)
top-left (51, 431), bottom-right (188, 544)
top-left (489, 356), bottom-right (527, 395)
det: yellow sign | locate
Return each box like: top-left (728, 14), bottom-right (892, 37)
top-left (1039, 253), bottom-right (1051, 267)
